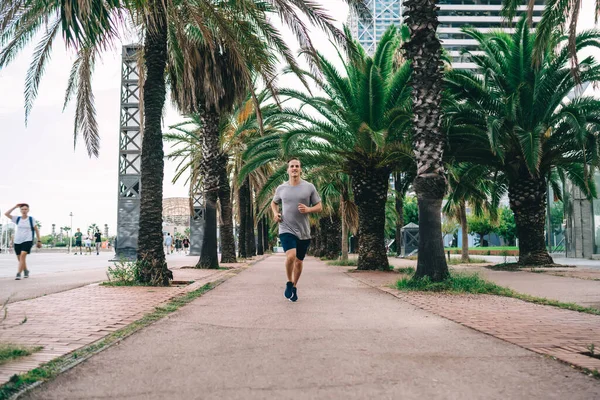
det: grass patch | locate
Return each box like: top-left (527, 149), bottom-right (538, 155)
top-left (445, 246), bottom-right (518, 251)
top-left (395, 267), bottom-right (415, 275)
top-left (0, 282), bottom-right (219, 400)
top-left (447, 257), bottom-right (488, 265)
top-left (0, 344), bottom-right (42, 366)
top-left (395, 272), bottom-right (600, 316)
top-left (396, 272), bottom-right (513, 295)
top-left (101, 281), bottom-right (151, 287)
top-left (326, 259), bottom-right (358, 266)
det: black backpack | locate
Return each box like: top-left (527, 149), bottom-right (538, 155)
top-left (16, 216), bottom-right (35, 242)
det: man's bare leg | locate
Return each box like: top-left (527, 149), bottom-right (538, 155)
top-left (285, 249), bottom-right (296, 282)
top-left (292, 259), bottom-right (303, 287)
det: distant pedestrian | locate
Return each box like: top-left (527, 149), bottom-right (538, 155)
top-left (4, 203), bottom-right (41, 280)
top-left (164, 233), bottom-right (173, 255)
top-left (94, 230), bottom-right (102, 255)
top-left (74, 228), bottom-right (83, 254)
top-left (183, 237), bottom-right (190, 255)
top-left (84, 235), bottom-right (92, 255)
top-left (271, 158), bottom-right (322, 302)
top-left (175, 237), bottom-right (182, 254)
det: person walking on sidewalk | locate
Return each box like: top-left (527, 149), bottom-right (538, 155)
top-left (271, 158), bottom-right (322, 302)
top-left (94, 229), bottom-right (102, 255)
top-left (74, 228), bottom-right (83, 255)
top-left (164, 233), bottom-right (173, 255)
top-left (84, 235), bottom-right (92, 255)
top-left (4, 203), bottom-right (41, 280)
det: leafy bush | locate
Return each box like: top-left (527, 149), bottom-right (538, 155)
top-left (105, 259), bottom-right (143, 286)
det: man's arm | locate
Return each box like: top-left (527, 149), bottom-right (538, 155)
top-left (35, 225), bottom-right (42, 247)
top-left (310, 202), bottom-right (323, 213)
top-left (271, 201), bottom-right (282, 223)
top-left (297, 202), bottom-right (322, 214)
top-left (4, 204), bottom-right (19, 219)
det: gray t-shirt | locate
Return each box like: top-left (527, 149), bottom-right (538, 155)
top-left (273, 180), bottom-right (321, 240)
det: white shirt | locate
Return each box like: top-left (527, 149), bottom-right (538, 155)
top-left (11, 215), bottom-right (37, 244)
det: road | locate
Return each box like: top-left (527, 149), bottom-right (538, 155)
top-left (0, 252), bottom-right (197, 304)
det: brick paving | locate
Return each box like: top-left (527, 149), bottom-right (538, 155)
top-left (350, 271), bottom-right (600, 373)
top-left (0, 258), bottom-right (263, 385)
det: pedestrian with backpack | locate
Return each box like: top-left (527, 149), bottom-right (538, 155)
top-left (4, 203), bottom-right (41, 280)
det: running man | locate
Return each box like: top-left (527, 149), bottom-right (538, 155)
top-left (4, 203), bottom-right (41, 280)
top-left (271, 158), bottom-right (322, 302)
top-left (74, 228), bottom-right (83, 254)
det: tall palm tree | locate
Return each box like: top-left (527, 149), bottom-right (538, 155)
top-left (243, 26), bottom-right (414, 270)
top-left (1, 0), bottom-right (368, 282)
top-left (402, 0), bottom-right (449, 281)
top-left (442, 164), bottom-right (503, 262)
top-left (503, 0), bottom-right (591, 77)
top-left (446, 18), bottom-right (600, 265)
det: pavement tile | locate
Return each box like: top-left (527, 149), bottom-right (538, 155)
top-left (0, 258), bottom-right (263, 384)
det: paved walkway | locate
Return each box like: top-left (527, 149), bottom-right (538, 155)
top-left (388, 257), bottom-right (600, 309)
top-left (0, 258), bottom-right (256, 385)
top-left (23, 255), bottom-right (600, 399)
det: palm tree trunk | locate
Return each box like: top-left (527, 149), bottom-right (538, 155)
top-left (257, 217), bottom-right (264, 255)
top-left (262, 216), bottom-right (269, 252)
top-left (459, 200), bottom-right (469, 262)
top-left (238, 177), bottom-right (249, 258)
top-left (395, 188), bottom-right (404, 257)
top-left (197, 108), bottom-right (220, 269)
top-left (404, 0), bottom-right (449, 281)
top-left (341, 202), bottom-right (348, 261)
top-left (509, 177), bottom-right (554, 265)
top-left (245, 181), bottom-right (256, 257)
top-left (352, 166), bottom-right (390, 271)
top-left (218, 154), bottom-right (236, 263)
top-left (137, 1), bottom-right (172, 285)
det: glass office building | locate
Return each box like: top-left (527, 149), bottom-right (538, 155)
top-left (349, 0), bottom-right (544, 68)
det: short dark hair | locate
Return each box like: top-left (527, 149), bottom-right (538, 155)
top-left (19, 203), bottom-right (29, 209)
top-left (287, 157), bottom-right (301, 166)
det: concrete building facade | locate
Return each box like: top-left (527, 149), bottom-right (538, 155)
top-left (349, 0), bottom-right (544, 69)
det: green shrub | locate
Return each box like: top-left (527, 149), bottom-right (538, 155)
top-left (105, 259), bottom-right (143, 286)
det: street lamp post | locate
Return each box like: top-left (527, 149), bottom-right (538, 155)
top-left (69, 212), bottom-right (73, 254)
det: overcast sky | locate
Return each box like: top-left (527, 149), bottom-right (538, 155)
top-left (0, 1), bottom-right (349, 236)
top-left (0, 1), bottom-right (598, 236)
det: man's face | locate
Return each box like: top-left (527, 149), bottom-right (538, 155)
top-left (20, 206), bottom-right (29, 214)
top-left (288, 160), bottom-right (301, 178)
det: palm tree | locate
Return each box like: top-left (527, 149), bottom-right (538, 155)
top-left (402, 0), bottom-right (450, 281)
top-left (446, 18), bottom-right (600, 265)
top-left (1, 0), bottom-right (368, 282)
top-left (442, 164), bottom-right (503, 262)
top-left (243, 26), bottom-right (414, 270)
top-left (393, 172), bottom-right (413, 256)
top-left (503, 0), bottom-right (590, 76)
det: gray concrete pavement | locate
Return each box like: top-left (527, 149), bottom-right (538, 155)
top-left (476, 268), bottom-right (600, 309)
top-left (0, 253), bottom-right (199, 304)
top-left (446, 253), bottom-right (600, 270)
top-left (24, 255), bottom-right (600, 399)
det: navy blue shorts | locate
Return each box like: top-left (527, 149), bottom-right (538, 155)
top-left (279, 233), bottom-right (311, 261)
top-left (14, 241), bottom-right (33, 256)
